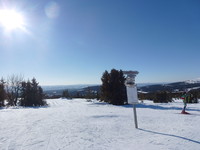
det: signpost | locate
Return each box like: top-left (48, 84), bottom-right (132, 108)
top-left (123, 71), bottom-right (139, 129)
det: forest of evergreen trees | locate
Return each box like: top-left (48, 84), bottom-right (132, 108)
top-left (0, 75), bottom-right (46, 107)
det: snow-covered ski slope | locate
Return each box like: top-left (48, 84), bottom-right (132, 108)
top-left (0, 99), bottom-right (200, 150)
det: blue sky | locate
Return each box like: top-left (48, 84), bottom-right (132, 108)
top-left (0, 0), bottom-right (200, 85)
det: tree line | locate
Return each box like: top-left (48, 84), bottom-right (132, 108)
top-left (3, 70), bottom-right (197, 107)
top-left (0, 75), bottom-right (46, 107)
top-left (138, 90), bottom-right (199, 103)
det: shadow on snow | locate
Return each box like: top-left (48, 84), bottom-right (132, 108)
top-left (122, 103), bottom-right (200, 112)
top-left (91, 115), bottom-right (119, 118)
top-left (139, 128), bottom-right (200, 145)
top-left (0, 105), bottom-right (49, 110)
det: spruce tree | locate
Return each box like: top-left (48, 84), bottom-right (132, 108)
top-left (22, 80), bottom-right (32, 106)
top-left (20, 78), bottom-right (46, 107)
top-left (153, 91), bottom-right (172, 103)
top-left (100, 69), bottom-right (127, 105)
top-left (119, 70), bottom-right (127, 104)
top-left (0, 78), bottom-right (6, 107)
top-left (100, 70), bottom-right (110, 103)
top-left (37, 86), bottom-right (46, 106)
top-left (20, 81), bottom-right (27, 106)
top-left (31, 78), bottom-right (39, 106)
top-left (62, 90), bottom-right (70, 98)
top-left (109, 69), bottom-right (126, 105)
top-left (85, 87), bottom-right (93, 100)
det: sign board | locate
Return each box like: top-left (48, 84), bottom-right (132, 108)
top-left (123, 70), bottom-right (139, 128)
top-left (126, 86), bottom-right (138, 104)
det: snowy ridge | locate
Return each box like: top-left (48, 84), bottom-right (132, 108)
top-left (187, 87), bottom-right (200, 91)
top-left (185, 78), bottom-right (200, 84)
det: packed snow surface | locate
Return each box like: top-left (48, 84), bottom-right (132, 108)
top-left (0, 99), bottom-right (200, 150)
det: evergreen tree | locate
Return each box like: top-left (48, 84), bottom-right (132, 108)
top-left (153, 91), bottom-right (172, 103)
top-left (20, 78), bottom-right (46, 107)
top-left (85, 87), bottom-right (97, 100)
top-left (62, 90), bottom-right (70, 98)
top-left (100, 69), bottom-right (127, 105)
top-left (109, 69), bottom-right (126, 105)
top-left (189, 90), bottom-right (199, 103)
top-left (37, 86), bottom-right (46, 106)
top-left (20, 81), bottom-right (27, 106)
top-left (100, 70), bottom-right (110, 103)
top-left (20, 80), bottom-right (32, 106)
top-left (119, 70), bottom-right (127, 104)
top-left (0, 78), bottom-right (6, 107)
top-left (75, 92), bottom-right (82, 98)
top-left (31, 78), bottom-right (39, 106)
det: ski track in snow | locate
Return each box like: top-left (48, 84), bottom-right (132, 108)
top-left (0, 98), bottom-right (200, 150)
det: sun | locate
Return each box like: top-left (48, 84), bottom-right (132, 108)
top-left (0, 9), bottom-right (25, 31)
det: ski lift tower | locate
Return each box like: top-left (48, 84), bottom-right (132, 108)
top-left (123, 70), bottom-right (139, 128)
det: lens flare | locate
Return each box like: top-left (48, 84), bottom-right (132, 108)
top-left (45, 1), bottom-right (60, 19)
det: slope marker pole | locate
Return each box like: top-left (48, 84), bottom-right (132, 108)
top-left (133, 104), bottom-right (138, 128)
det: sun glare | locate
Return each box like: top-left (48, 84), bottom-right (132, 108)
top-left (0, 9), bottom-right (25, 31)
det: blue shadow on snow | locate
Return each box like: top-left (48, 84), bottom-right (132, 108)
top-left (139, 128), bottom-right (200, 145)
top-left (122, 104), bottom-right (200, 112)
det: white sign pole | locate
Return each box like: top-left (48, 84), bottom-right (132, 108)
top-left (123, 71), bottom-right (139, 129)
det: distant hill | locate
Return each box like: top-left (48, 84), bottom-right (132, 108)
top-left (42, 84), bottom-right (100, 97)
top-left (138, 79), bottom-right (200, 93)
top-left (42, 84), bottom-right (92, 91)
top-left (42, 78), bottom-right (200, 97)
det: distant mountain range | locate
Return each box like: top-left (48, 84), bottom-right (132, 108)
top-left (42, 84), bottom-right (99, 96)
top-left (42, 78), bottom-right (200, 96)
top-left (42, 84), bottom-right (94, 91)
top-left (185, 78), bottom-right (200, 84)
top-left (42, 83), bottom-right (160, 92)
top-left (138, 78), bottom-right (200, 93)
